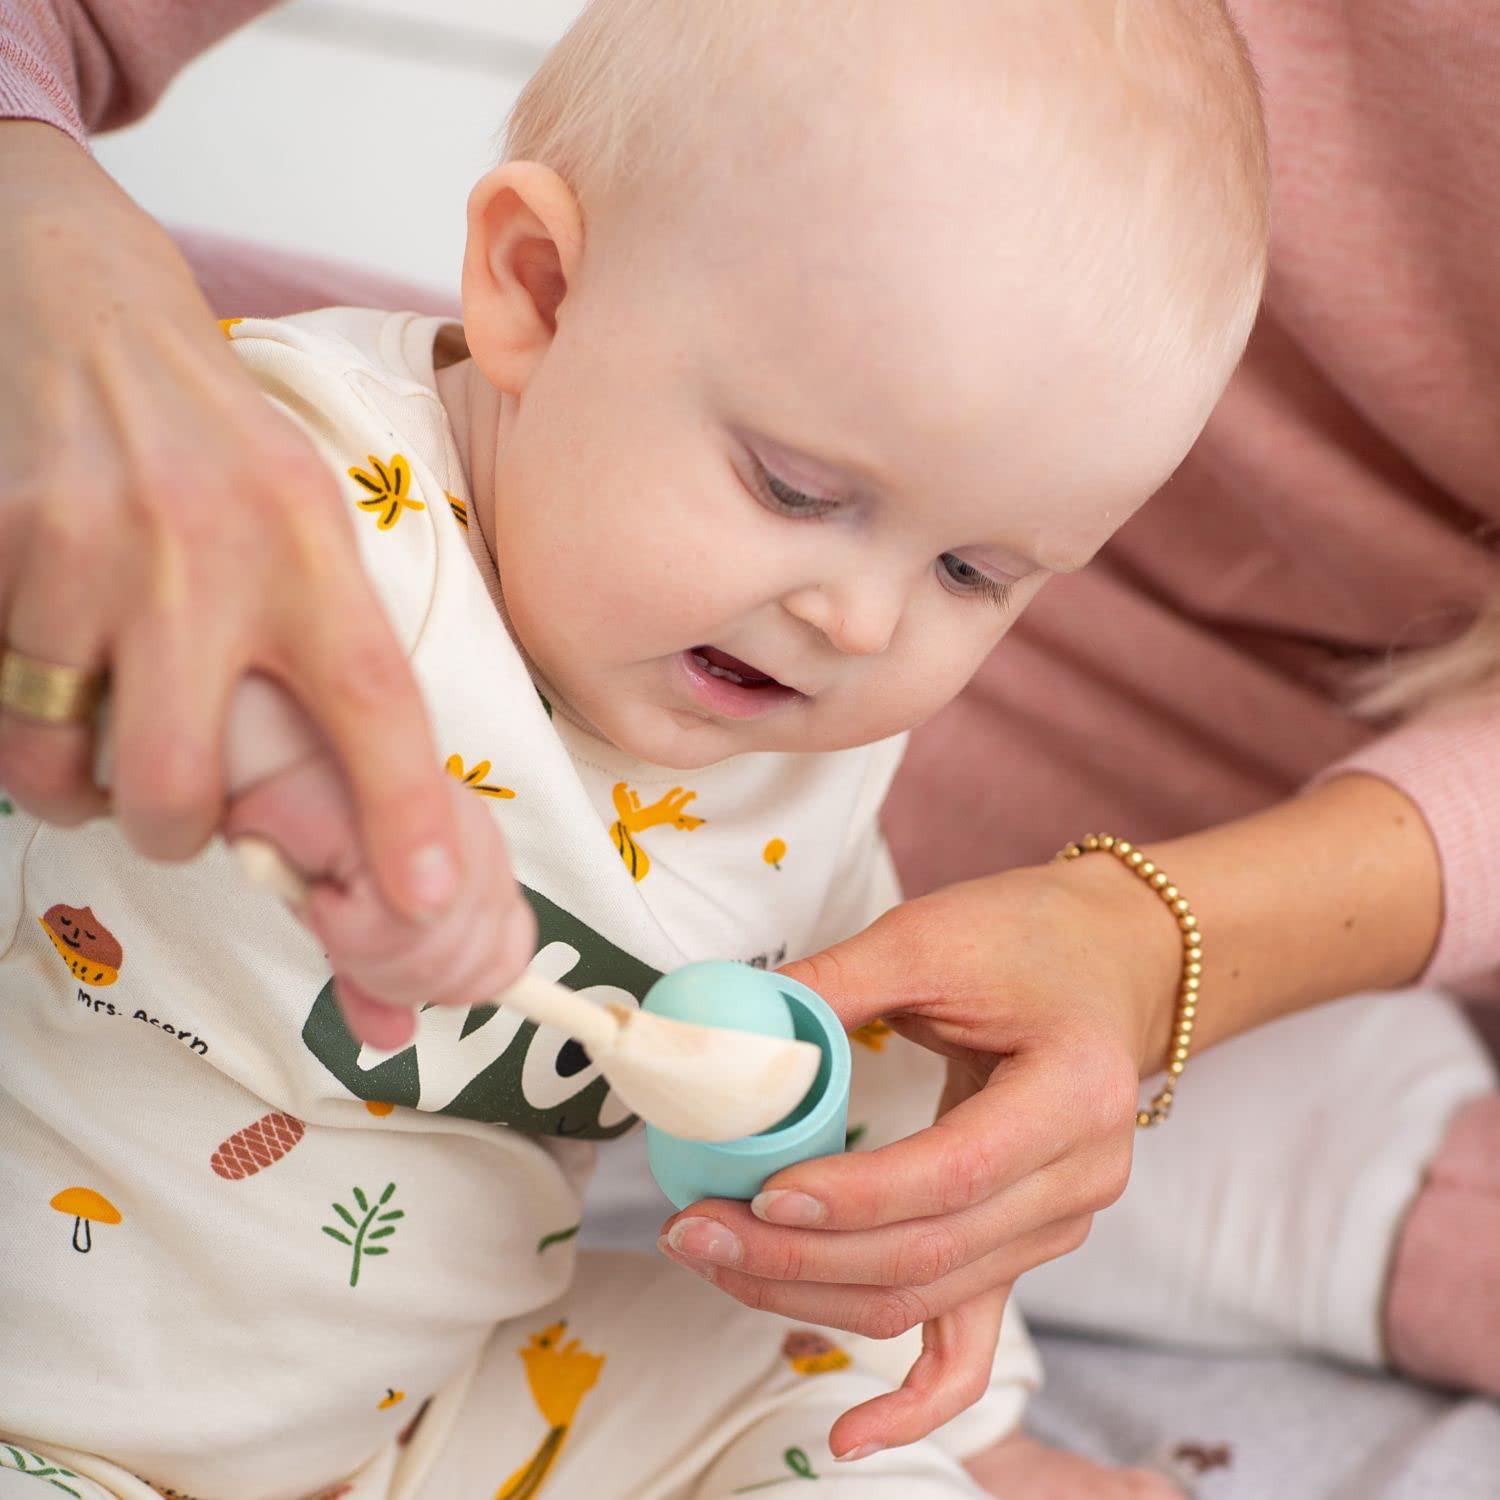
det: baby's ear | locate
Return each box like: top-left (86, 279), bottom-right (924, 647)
top-left (461, 161), bottom-right (584, 395)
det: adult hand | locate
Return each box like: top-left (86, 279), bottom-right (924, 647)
top-left (0, 122), bottom-right (460, 916)
top-left (658, 856), bottom-right (1182, 1458)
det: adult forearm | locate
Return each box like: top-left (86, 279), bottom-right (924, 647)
top-left (1064, 772), bottom-right (1445, 1069)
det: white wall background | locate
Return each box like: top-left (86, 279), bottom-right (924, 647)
top-left (95, 0), bottom-right (588, 293)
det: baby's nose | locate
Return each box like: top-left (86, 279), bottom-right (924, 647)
top-left (782, 584), bottom-right (898, 657)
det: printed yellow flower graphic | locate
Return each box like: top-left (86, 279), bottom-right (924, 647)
top-left (850, 1018), bottom-right (893, 1052)
top-left (445, 754), bottom-right (516, 800)
top-left (217, 317), bottom-right (243, 339)
top-left (349, 453), bottom-right (425, 530)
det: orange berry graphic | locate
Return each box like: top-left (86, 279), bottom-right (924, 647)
top-left (379, 1388), bottom-right (406, 1410)
top-left (211, 1112), bottom-right (306, 1180)
top-left (50, 1186), bottom-right (121, 1253)
top-left (39, 904), bottom-right (123, 987)
top-left (763, 838), bottom-right (787, 870)
top-left (365, 1100), bottom-right (396, 1118)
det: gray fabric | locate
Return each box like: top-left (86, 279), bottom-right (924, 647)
top-left (1029, 1330), bottom-right (1500, 1499)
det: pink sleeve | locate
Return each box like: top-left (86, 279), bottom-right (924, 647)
top-left (0, 0), bottom-right (269, 140)
top-left (1320, 695), bottom-right (1500, 990)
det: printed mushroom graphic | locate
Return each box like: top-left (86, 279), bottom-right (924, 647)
top-left (50, 1186), bottom-right (121, 1253)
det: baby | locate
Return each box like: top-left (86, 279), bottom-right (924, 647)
top-left (0, 3), bottom-right (1268, 1498)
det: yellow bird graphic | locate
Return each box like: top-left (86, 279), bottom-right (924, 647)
top-left (495, 1321), bottom-right (605, 1500)
top-left (609, 783), bottom-right (704, 882)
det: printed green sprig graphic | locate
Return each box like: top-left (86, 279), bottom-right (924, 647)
top-left (322, 1181), bottom-right (403, 1286)
top-left (731, 1448), bottom-right (819, 1492)
top-left (1, 1443), bottom-right (83, 1496)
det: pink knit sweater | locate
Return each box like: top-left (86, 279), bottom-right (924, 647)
top-left (6, 0), bottom-right (1498, 987)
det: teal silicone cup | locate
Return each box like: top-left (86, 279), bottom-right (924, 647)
top-left (643, 963), bottom-right (851, 1211)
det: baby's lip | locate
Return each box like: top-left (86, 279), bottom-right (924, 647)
top-left (690, 645), bottom-right (802, 695)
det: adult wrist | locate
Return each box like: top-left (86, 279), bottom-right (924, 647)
top-left (1043, 848), bottom-right (1184, 1080)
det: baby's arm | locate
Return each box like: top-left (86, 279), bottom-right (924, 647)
top-left (222, 675), bottom-right (535, 1048)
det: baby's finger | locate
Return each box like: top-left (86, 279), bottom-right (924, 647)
top-left (335, 974), bottom-right (418, 1050)
top-left (826, 1287), bottom-right (1011, 1459)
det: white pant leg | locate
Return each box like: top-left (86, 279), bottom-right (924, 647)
top-left (1020, 989), bottom-right (1497, 1367)
top-left (403, 1251), bottom-right (1008, 1500)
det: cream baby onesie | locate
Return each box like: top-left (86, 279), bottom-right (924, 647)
top-left (0, 309), bottom-right (1036, 1500)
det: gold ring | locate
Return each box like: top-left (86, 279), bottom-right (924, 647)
top-left (0, 650), bottom-right (106, 725)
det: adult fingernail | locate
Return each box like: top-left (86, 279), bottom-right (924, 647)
top-left (657, 1236), bottom-right (718, 1283)
top-left (406, 843), bottom-right (460, 914)
top-left (665, 1218), bottom-right (743, 1265)
top-left (835, 1443), bottom-right (884, 1463)
top-left (752, 1190), bottom-right (825, 1226)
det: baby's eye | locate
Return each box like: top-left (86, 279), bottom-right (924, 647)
top-left (939, 554), bottom-right (1014, 609)
top-left (749, 457), bottom-right (839, 519)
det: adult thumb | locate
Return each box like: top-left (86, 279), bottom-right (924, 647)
top-left (777, 905), bottom-right (918, 1032)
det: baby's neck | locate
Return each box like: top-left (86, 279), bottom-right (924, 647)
top-left (434, 356), bottom-right (504, 572)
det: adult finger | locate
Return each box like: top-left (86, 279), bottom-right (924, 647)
top-left (0, 463), bottom-right (114, 825)
top-left (827, 1287), bottom-right (1010, 1459)
top-left (749, 1039), bottom-right (1137, 1232)
top-left (778, 904), bottom-right (934, 1033)
top-left (657, 1216), bottom-right (1091, 1340)
top-left (659, 1134), bottom-right (1128, 1289)
top-left (271, 554), bottom-right (461, 921)
top-left (108, 606), bottom-right (244, 861)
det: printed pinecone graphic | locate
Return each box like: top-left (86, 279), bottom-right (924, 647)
top-left (211, 1112), bottom-right (306, 1180)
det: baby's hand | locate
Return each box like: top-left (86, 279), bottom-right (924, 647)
top-left (222, 678), bottom-right (535, 1048)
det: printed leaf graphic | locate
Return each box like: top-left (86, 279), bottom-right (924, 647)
top-left (323, 1182), bottom-right (402, 1287)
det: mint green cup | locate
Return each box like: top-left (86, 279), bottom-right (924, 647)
top-left (643, 961), bottom-right (851, 1210)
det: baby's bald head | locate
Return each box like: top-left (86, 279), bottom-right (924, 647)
top-left (506, 0), bottom-right (1268, 387)
top-left (458, 5), bottom-right (1272, 770)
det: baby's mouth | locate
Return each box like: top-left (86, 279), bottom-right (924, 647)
top-left (688, 645), bottom-right (784, 690)
top-left (679, 645), bottom-right (804, 720)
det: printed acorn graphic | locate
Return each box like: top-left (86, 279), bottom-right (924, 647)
top-left (211, 1113), bottom-right (307, 1180)
top-left (50, 1187), bottom-right (121, 1253)
top-left (39, 904), bottom-right (123, 987)
top-left (781, 1329), bottom-right (852, 1376)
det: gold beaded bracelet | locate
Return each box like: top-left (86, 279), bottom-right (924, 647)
top-left (1052, 834), bottom-right (1202, 1128)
